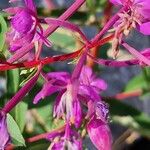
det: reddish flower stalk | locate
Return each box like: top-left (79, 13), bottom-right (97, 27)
top-left (26, 125), bottom-right (65, 143)
top-left (2, 67), bottom-right (41, 113)
top-left (0, 35), bottom-right (113, 71)
top-left (91, 7), bottom-right (124, 44)
top-left (113, 90), bottom-right (143, 100)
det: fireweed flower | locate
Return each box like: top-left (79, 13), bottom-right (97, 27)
top-left (33, 71), bottom-right (82, 127)
top-left (34, 66), bottom-right (107, 127)
top-left (109, 0), bottom-right (150, 57)
top-left (47, 124), bottom-right (82, 150)
top-left (5, 0), bottom-right (51, 52)
top-left (33, 66), bottom-right (109, 149)
top-left (87, 101), bottom-right (112, 150)
top-left (0, 111), bottom-right (10, 150)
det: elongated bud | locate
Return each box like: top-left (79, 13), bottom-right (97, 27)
top-left (87, 117), bottom-right (112, 150)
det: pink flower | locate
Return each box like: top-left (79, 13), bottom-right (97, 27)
top-left (0, 111), bottom-right (10, 149)
top-left (5, 0), bottom-right (51, 52)
top-left (47, 124), bottom-right (82, 150)
top-left (87, 101), bottom-right (112, 150)
top-left (109, 0), bottom-right (150, 57)
top-left (33, 66), bottom-right (107, 128)
top-left (110, 0), bottom-right (150, 35)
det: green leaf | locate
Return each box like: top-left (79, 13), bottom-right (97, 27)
top-left (20, 68), bottom-right (37, 86)
top-left (7, 69), bottom-right (27, 133)
top-left (7, 69), bottom-right (20, 96)
top-left (11, 102), bottom-right (28, 132)
top-left (7, 114), bottom-right (26, 146)
top-left (0, 14), bottom-right (7, 51)
top-left (106, 99), bottom-right (150, 137)
top-left (124, 74), bottom-right (147, 92)
top-left (49, 29), bottom-right (75, 52)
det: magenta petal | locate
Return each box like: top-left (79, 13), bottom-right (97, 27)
top-left (73, 100), bottom-right (82, 128)
top-left (8, 31), bottom-right (34, 52)
top-left (4, 7), bottom-right (23, 15)
top-left (91, 79), bottom-right (107, 91)
top-left (79, 85), bottom-right (100, 100)
top-left (24, 0), bottom-right (36, 12)
top-left (33, 84), bottom-right (61, 104)
top-left (139, 22), bottom-right (150, 35)
top-left (80, 66), bottom-right (93, 84)
top-left (51, 141), bottom-right (64, 150)
top-left (46, 72), bottom-right (70, 81)
top-left (122, 42), bottom-right (150, 66)
top-left (11, 10), bottom-right (34, 34)
top-left (87, 118), bottom-right (112, 150)
top-left (141, 9), bottom-right (150, 19)
top-left (53, 91), bottom-right (65, 118)
top-left (109, 0), bottom-right (122, 5)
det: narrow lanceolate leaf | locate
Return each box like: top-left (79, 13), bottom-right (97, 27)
top-left (12, 102), bottom-right (28, 133)
top-left (7, 114), bottom-right (26, 146)
top-left (7, 69), bottom-right (28, 132)
top-left (0, 14), bottom-right (7, 51)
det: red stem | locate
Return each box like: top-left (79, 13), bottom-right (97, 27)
top-left (26, 125), bottom-right (65, 143)
top-left (113, 89), bottom-right (142, 100)
top-left (0, 35), bottom-right (113, 71)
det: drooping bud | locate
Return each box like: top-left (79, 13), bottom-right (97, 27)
top-left (87, 117), bottom-right (112, 150)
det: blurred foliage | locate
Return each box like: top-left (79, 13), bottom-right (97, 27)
top-left (49, 29), bottom-right (76, 52)
top-left (106, 99), bottom-right (150, 137)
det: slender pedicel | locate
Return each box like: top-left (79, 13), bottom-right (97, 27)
top-left (2, 67), bottom-right (41, 113)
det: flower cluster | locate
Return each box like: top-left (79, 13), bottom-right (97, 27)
top-left (0, 0), bottom-right (150, 149)
top-left (34, 66), bottom-right (111, 149)
top-left (109, 0), bottom-right (150, 57)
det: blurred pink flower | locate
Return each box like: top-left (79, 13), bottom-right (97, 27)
top-left (110, 0), bottom-right (150, 35)
top-left (0, 111), bottom-right (10, 149)
top-left (87, 101), bottom-right (112, 150)
top-left (5, 0), bottom-right (51, 52)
